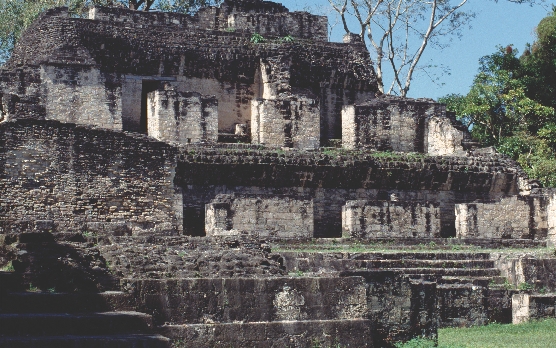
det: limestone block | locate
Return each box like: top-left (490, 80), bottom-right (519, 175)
top-left (205, 194), bottom-right (314, 238)
top-left (512, 293), bottom-right (531, 324)
top-left (342, 200), bottom-right (441, 238)
top-left (426, 116), bottom-right (464, 155)
top-left (455, 196), bottom-right (531, 239)
top-left (251, 97), bottom-right (319, 150)
top-left (147, 89), bottom-right (217, 145)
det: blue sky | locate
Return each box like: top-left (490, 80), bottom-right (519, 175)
top-left (280, 0), bottom-right (551, 100)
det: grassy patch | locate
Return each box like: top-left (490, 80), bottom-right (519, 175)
top-left (272, 242), bottom-right (553, 256)
top-left (397, 319), bottom-right (556, 348)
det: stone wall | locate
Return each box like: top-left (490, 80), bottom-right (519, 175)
top-left (226, 11), bottom-right (327, 40)
top-left (455, 196), bottom-right (548, 239)
top-left (513, 293), bottom-right (556, 324)
top-left (123, 277), bottom-right (367, 324)
top-left (147, 88), bottom-right (218, 144)
top-left (40, 65), bottom-right (122, 130)
top-left (342, 96), bottom-right (469, 155)
top-left (546, 190), bottom-right (556, 247)
top-left (205, 194), bottom-right (313, 238)
top-left (123, 272), bottom-right (437, 346)
top-left (89, 1), bottom-right (327, 41)
top-left (342, 200), bottom-right (441, 238)
top-left (251, 97), bottom-right (320, 149)
top-left (0, 120), bottom-right (182, 235)
top-left (177, 148), bottom-right (524, 237)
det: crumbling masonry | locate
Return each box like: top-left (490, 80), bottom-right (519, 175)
top-left (1, 1), bottom-right (556, 347)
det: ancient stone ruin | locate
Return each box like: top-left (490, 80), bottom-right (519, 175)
top-left (1, 0), bottom-right (556, 347)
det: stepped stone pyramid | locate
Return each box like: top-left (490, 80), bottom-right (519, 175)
top-left (1, 0), bottom-right (556, 347)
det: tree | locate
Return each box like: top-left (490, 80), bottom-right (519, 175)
top-left (440, 46), bottom-right (556, 187)
top-left (328, 0), bottom-right (545, 97)
top-left (0, 0), bottom-right (221, 64)
top-left (519, 6), bottom-right (556, 109)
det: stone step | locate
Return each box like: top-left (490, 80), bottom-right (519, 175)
top-left (0, 334), bottom-right (170, 348)
top-left (353, 259), bottom-right (495, 269)
top-left (285, 257), bottom-right (497, 273)
top-left (159, 319), bottom-right (372, 348)
top-left (0, 312), bottom-right (153, 336)
top-left (341, 268), bottom-right (500, 278)
top-left (383, 267), bottom-right (501, 277)
top-left (437, 276), bottom-right (507, 286)
top-left (280, 251), bottom-right (493, 261)
top-left (0, 291), bottom-right (135, 314)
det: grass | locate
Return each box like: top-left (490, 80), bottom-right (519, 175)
top-left (396, 319), bottom-right (556, 348)
top-left (272, 241), bottom-right (554, 256)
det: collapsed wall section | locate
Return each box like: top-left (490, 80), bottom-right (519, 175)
top-left (0, 120), bottom-right (182, 235)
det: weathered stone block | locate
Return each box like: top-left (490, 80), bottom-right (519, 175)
top-left (511, 293), bottom-right (556, 324)
top-left (426, 116), bottom-right (465, 155)
top-left (342, 96), bottom-right (467, 155)
top-left (455, 196), bottom-right (533, 239)
top-left (251, 97), bottom-right (319, 149)
top-left (342, 200), bottom-right (441, 238)
top-left (160, 319), bottom-right (372, 348)
top-left (147, 89), bottom-right (217, 145)
top-left (123, 277), bottom-right (367, 324)
top-left (205, 194), bottom-right (313, 238)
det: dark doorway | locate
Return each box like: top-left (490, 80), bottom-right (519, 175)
top-left (140, 81), bottom-right (160, 135)
top-left (183, 207), bottom-right (205, 236)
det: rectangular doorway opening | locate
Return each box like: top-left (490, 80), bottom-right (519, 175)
top-left (140, 80), bottom-right (160, 135)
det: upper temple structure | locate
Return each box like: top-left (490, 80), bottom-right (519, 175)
top-left (0, 0), bottom-right (473, 155)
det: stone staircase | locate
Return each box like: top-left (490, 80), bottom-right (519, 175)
top-left (3, 232), bottom-right (546, 346)
top-left (0, 233), bottom-right (171, 348)
top-left (0, 271), bottom-right (170, 348)
top-left (278, 250), bottom-right (518, 327)
top-left (1, 234), bottom-right (380, 347)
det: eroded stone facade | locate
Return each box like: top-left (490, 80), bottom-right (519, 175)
top-left (0, 1), bottom-right (555, 346)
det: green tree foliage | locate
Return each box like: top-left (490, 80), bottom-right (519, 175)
top-left (440, 8), bottom-right (556, 187)
top-left (0, 0), bottom-right (221, 64)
